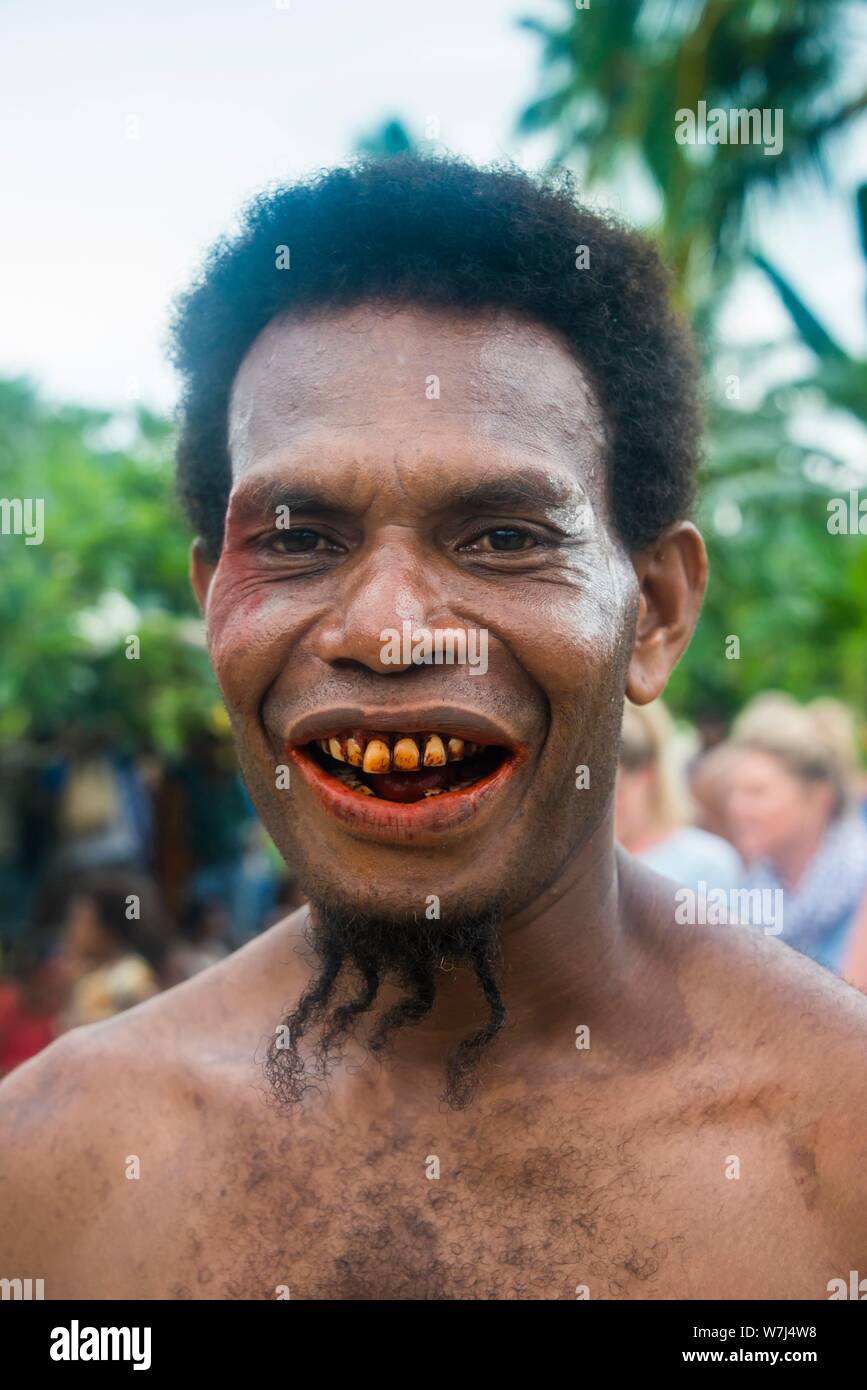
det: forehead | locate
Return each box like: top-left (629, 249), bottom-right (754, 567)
top-left (227, 302), bottom-right (609, 508)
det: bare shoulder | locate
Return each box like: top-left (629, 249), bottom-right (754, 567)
top-left (717, 929), bottom-right (867, 1257)
top-left (674, 896), bottom-right (867, 1078)
top-left (633, 861), bottom-right (867, 1254)
top-left (0, 910), bottom-right (309, 1286)
top-left (627, 855), bottom-right (867, 1066)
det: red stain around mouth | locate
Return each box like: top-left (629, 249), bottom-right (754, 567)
top-left (286, 743), bottom-right (525, 843)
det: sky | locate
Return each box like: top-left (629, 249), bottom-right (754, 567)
top-left (1, 0), bottom-right (866, 440)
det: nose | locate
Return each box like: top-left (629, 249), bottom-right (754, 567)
top-left (316, 537), bottom-right (440, 675)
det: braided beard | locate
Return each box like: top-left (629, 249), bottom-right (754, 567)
top-left (264, 901), bottom-right (506, 1110)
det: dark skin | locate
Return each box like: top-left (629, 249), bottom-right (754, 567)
top-left (2, 304), bottom-right (867, 1300)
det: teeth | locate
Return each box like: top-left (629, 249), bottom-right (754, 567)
top-left (363, 737), bottom-right (392, 774)
top-left (393, 737), bottom-right (420, 770)
top-left (332, 765), bottom-right (377, 796)
top-left (316, 729), bottom-right (492, 774)
top-left (423, 787), bottom-right (445, 797)
top-left (423, 734), bottom-right (447, 767)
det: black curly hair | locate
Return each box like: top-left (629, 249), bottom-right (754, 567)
top-left (170, 152), bottom-right (701, 563)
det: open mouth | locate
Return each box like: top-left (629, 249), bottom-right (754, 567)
top-left (296, 730), bottom-right (511, 804)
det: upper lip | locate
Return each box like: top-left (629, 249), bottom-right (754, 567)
top-left (282, 705), bottom-right (519, 750)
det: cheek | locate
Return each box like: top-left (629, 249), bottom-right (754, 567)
top-left (778, 793), bottom-right (813, 836)
top-left (739, 790), bottom-right (773, 823)
top-left (751, 796), bottom-right (794, 849)
top-left (756, 781), bottom-right (797, 830)
top-left (533, 570), bottom-right (636, 725)
top-left (206, 556), bottom-right (293, 707)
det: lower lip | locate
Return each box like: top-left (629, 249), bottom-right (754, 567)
top-left (286, 745), bottom-right (524, 843)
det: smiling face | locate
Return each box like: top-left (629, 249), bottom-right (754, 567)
top-left (195, 302), bottom-right (643, 925)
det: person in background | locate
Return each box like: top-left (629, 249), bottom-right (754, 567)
top-left (49, 729), bottom-right (153, 875)
top-left (0, 951), bottom-right (70, 1075)
top-left (58, 869), bottom-right (166, 1029)
top-left (809, 696), bottom-right (867, 823)
top-left (692, 704), bottom-right (730, 756)
top-left (688, 741), bottom-right (739, 843)
top-left (841, 891), bottom-right (867, 994)
top-left (162, 896), bottom-right (230, 987)
top-left (616, 698), bottom-right (743, 892)
top-left (157, 724), bottom-right (276, 945)
top-left (0, 732), bottom-right (68, 947)
top-left (728, 694), bottom-right (867, 973)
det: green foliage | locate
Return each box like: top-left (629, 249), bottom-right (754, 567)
top-left (354, 116), bottom-right (416, 157)
top-left (0, 379), bottom-right (218, 751)
top-left (669, 385), bottom-right (867, 714)
top-left (518, 0), bottom-right (865, 307)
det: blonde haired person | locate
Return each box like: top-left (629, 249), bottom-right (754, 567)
top-left (728, 695), bottom-right (867, 972)
top-left (616, 699), bottom-right (743, 892)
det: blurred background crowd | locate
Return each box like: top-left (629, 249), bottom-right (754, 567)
top-left (617, 693), bottom-right (867, 980)
top-left (0, 716), bottom-right (304, 1072)
top-left (2, 0), bottom-right (866, 1072)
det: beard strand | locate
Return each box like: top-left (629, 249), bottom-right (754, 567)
top-left (264, 900), bottom-right (506, 1110)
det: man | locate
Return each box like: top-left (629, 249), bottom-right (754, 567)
top-left (2, 155), bottom-right (866, 1300)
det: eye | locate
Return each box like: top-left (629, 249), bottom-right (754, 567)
top-left (465, 527), bottom-right (540, 553)
top-left (264, 528), bottom-right (336, 554)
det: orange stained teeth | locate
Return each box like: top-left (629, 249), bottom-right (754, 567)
top-left (314, 730), bottom-right (490, 769)
top-left (393, 737), bottom-right (421, 770)
top-left (423, 734), bottom-right (447, 767)
top-left (362, 738), bottom-right (392, 774)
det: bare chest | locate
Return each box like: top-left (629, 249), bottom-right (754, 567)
top-left (129, 1097), bottom-right (829, 1301)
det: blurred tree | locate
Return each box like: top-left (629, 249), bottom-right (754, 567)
top-left (0, 378), bottom-right (217, 750)
top-left (354, 116), bottom-right (416, 157)
top-left (672, 172), bottom-right (867, 715)
top-left (667, 368), bottom-right (867, 714)
top-left (752, 180), bottom-right (867, 431)
top-left (518, 0), bottom-right (867, 314)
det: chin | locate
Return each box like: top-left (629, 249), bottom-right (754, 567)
top-left (303, 869), bottom-right (510, 929)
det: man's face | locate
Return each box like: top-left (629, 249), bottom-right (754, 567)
top-left (199, 303), bottom-right (640, 925)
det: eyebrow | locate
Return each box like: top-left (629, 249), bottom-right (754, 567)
top-left (228, 470), bottom-right (579, 524)
top-left (227, 480), bottom-right (339, 522)
top-left (446, 478), bottom-right (577, 512)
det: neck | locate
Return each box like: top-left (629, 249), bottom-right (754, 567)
top-left (370, 813), bottom-right (648, 1087)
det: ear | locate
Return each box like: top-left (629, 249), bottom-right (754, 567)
top-left (626, 522), bottom-right (707, 706)
top-left (190, 539), bottom-right (218, 615)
